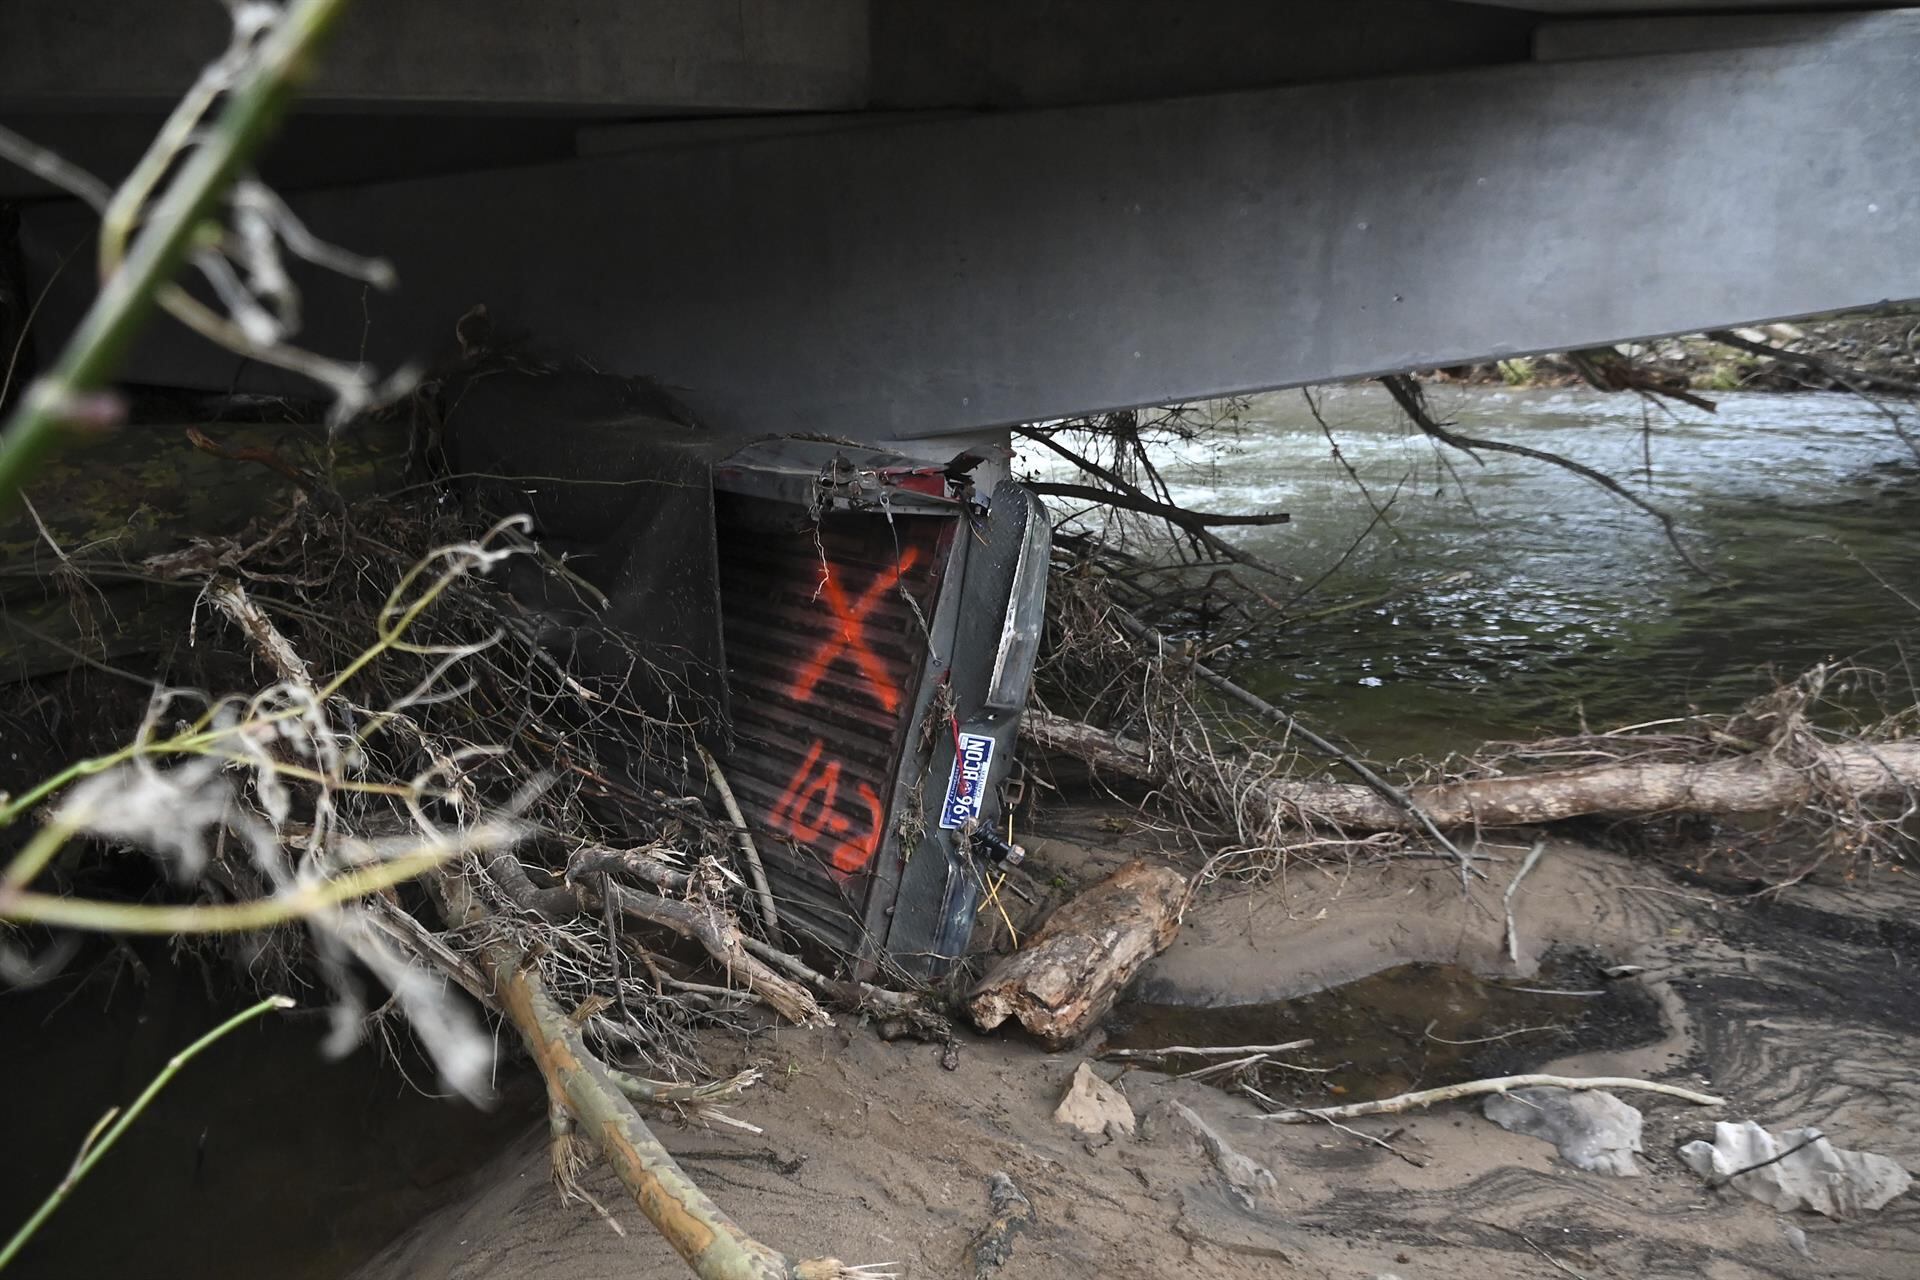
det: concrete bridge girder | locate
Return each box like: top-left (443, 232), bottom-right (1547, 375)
top-left (12, 9), bottom-right (1920, 444)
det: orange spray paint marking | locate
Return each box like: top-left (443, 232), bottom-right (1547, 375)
top-left (785, 548), bottom-right (920, 713)
top-left (828, 782), bottom-right (884, 876)
top-left (769, 739), bottom-right (885, 877)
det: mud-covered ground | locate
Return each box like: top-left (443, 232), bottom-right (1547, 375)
top-left (350, 811), bottom-right (1920, 1280)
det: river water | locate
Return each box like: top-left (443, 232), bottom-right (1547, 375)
top-left (1020, 383), bottom-right (1920, 758)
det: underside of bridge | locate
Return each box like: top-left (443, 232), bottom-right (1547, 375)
top-left (3, 1), bottom-right (1916, 442)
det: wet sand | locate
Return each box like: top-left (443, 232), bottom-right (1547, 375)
top-left (351, 812), bottom-right (1920, 1280)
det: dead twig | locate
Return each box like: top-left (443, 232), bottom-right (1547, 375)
top-left (1020, 426), bottom-right (1298, 584)
top-left (1259, 1074), bottom-right (1724, 1123)
top-left (1167, 1053), bottom-right (1270, 1083)
top-left (696, 742), bottom-right (778, 935)
top-left (1244, 1087), bottom-right (1428, 1168)
top-left (1378, 373), bottom-right (1717, 579)
top-left (1105, 1039), bottom-right (1312, 1062)
top-left (1706, 1133), bottom-right (1824, 1191)
top-left (1423, 1022), bottom-right (1562, 1047)
top-left (1502, 838), bottom-right (1546, 964)
top-left (1110, 606), bottom-right (1480, 886)
top-left (1487, 1223), bottom-right (1589, 1280)
top-left (588, 879), bottom-right (830, 1028)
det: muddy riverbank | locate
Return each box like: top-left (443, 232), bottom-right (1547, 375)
top-left (342, 816), bottom-right (1920, 1280)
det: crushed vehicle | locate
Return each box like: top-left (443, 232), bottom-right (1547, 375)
top-left (446, 372), bottom-right (1047, 978)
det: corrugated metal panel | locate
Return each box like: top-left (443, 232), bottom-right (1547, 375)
top-left (716, 507), bottom-right (950, 956)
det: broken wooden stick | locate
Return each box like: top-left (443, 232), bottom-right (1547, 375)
top-left (433, 869), bottom-right (878, 1280)
top-left (1023, 711), bottom-right (1920, 832)
top-left (697, 743), bottom-right (779, 935)
top-left (1260, 1074), bottom-right (1725, 1123)
top-left (593, 879), bottom-right (830, 1029)
top-left (1502, 838), bottom-right (1546, 964)
top-left (1105, 1039), bottom-right (1313, 1061)
top-left (969, 860), bottom-right (1189, 1049)
top-left (1108, 608), bottom-right (1478, 884)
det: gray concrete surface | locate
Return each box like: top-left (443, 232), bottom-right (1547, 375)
top-left (0, 0), bottom-right (870, 112)
top-left (20, 10), bottom-right (1917, 440)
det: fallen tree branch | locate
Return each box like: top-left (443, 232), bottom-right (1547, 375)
top-left (1023, 711), bottom-right (1920, 831)
top-left (472, 845), bottom-right (834, 1028)
top-left (432, 870), bottom-right (875, 1280)
top-left (1108, 608), bottom-right (1478, 883)
top-left (591, 880), bottom-right (830, 1029)
top-left (1019, 427), bottom-right (1298, 583)
top-left (1502, 839), bottom-right (1546, 964)
top-left (1379, 373), bottom-right (1717, 579)
top-left (1260, 1074), bottom-right (1725, 1123)
top-left (1706, 329), bottom-right (1920, 398)
top-left (1563, 346), bottom-right (1718, 412)
top-left (735, 933), bottom-right (935, 1022)
top-left (1026, 481), bottom-right (1290, 529)
top-left (698, 743), bottom-right (779, 935)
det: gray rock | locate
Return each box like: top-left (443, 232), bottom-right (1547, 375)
top-left (1482, 1086), bottom-right (1643, 1176)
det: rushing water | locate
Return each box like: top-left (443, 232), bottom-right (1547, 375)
top-left (1019, 383), bottom-right (1920, 757)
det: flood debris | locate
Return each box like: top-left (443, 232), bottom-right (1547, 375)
top-left (1481, 1087), bottom-right (1644, 1177)
top-left (1104, 1039), bottom-right (1314, 1063)
top-left (1502, 839), bottom-right (1547, 965)
top-left (969, 860), bottom-right (1190, 1049)
top-left (1680, 1121), bottom-right (1913, 1218)
top-left (968, 1172), bottom-right (1036, 1279)
top-left (1261, 1074), bottom-right (1723, 1124)
top-left (1027, 710), bottom-right (1920, 840)
top-left (1054, 1061), bottom-right (1136, 1138)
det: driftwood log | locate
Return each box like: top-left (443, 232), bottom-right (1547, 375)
top-left (969, 860), bottom-right (1189, 1049)
top-left (1023, 711), bottom-right (1920, 831)
top-left (432, 869), bottom-right (863, 1280)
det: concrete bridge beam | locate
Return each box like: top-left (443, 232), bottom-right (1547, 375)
top-left (16, 10), bottom-right (1920, 439)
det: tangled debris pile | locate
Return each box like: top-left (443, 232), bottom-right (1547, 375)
top-left (2, 457), bottom-right (917, 1278)
top-left (1028, 550), bottom-right (1920, 890)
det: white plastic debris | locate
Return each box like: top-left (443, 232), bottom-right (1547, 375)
top-left (1680, 1121), bottom-right (1912, 1218)
top-left (1482, 1087), bottom-right (1644, 1176)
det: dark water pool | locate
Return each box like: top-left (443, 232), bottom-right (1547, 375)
top-left (0, 948), bottom-right (539, 1280)
top-left (1105, 952), bottom-right (1666, 1106)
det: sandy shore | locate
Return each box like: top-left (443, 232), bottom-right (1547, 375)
top-left (353, 811), bottom-right (1920, 1280)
